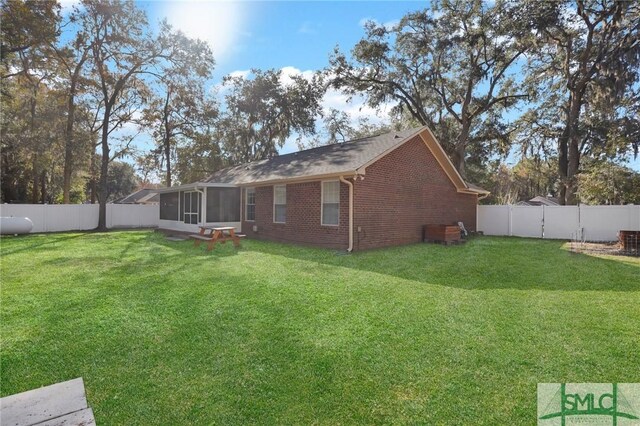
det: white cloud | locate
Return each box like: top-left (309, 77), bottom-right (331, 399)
top-left (279, 66), bottom-right (315, 86)
top-left (59, 0), bottom-right (80, 14)
top-left (229, 69), bottom-right (251, 79)
top-left (358, 17), bottom-right (399, 31)
top-left (162, 1), bottom-right (250, 61)
top-left (298, 21), bottom-right (318, 35)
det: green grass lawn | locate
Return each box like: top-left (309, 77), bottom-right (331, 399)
top-left (1, 231), bottom-right (638, 425)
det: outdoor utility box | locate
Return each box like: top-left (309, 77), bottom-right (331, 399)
top-left (619, 230), bottom-right (639, 255)
top-left (423, 224), bottom-right (461, 243)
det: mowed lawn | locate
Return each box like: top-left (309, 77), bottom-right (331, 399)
top-left (1, 232), bottom-right (638, 425)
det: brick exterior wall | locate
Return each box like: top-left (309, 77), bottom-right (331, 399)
top-left (353, 135), bottom-right (477, 250)
top-left (241, 181), bottom-right (350, 249)
top-left (240, 135), bottom-right (477, 251)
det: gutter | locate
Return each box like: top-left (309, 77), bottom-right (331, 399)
top-left (339, 176), bottom-right (354, 253)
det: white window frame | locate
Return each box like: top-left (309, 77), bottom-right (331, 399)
top-left (183, 191), bottom-right (200, 225)
top-left (245, 187), bottom-right (256, 222)
top-left (273, 185), bottom-right (286, 224)
top-left (321, 180), bottom-right (340, 226)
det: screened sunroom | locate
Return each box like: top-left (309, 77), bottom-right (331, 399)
top-left (157, 183), bottom-right (241, 233)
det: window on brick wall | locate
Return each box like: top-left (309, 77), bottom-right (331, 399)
top-left (273, 185), bottom-right (286, 223)
top-left (245, 187), bottom-right (255, 221)
top-left (321, 181), bottom-right (340, 226)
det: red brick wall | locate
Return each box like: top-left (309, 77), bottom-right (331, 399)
top-left (240, 135), bottom-right (477, 251)
top-left (353, 135), bottom-right (477, 250)
top-left (241, 181), bottom-right (350, 249)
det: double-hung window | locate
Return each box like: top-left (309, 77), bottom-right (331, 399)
top-left (245, 188), bottom-right (256, 221)
top-left (321, 181), bottom-right (340, 226)
top-left (273, 185), bottom-right (286, 223)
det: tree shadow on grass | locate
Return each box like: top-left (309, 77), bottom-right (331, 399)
top-left (238, 236), bottom-right (640, 292)
top-left (0, 233), bottom-right (87, 256)
top-left (150, 233), bottom-right (243, 259)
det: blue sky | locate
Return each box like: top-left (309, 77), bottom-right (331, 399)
top-left (142, 0), bottom-right (422, 156)
top-left (143, 1), bottom-right (421, 79)
top-left (61, 0), bottom-right (640, 172)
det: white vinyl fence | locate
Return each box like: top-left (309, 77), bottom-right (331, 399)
top-left (477, 205), bottom-right (640, 241)
top-left (0, 204), bottom-right (159, 233)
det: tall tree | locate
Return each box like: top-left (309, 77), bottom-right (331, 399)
top-left (218, 68), bottom-right (323, 163)
top-left (329, 0), bottom-right (531, 177)
top-left (0, 0), bottom-right (60, 82)
top-left (141, 31), bottom-right (215, 187)
top-left (297, 108), bottom-right (397, 150)
top-left (78, 0), bottom-right (210, 229)
top-left (524, 0), bottom-right (640, 204)
top-left (104, 159), bottom-right (140, 202)
top-left (578, 160), bottom-right (640, 205)
top-left (50, 7), bottom-right (94, 203)
top-left (174, 131), bottom-right (225, 184)
top-left (0, 75), bottom-right (66, 203)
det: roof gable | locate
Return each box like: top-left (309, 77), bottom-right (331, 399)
top-left (201, 126), bottom-right (489, 196)
top-left (204, 127), bottom-right (425, 185)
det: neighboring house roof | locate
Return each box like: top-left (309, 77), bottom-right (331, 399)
top-left (198, 126), bottom-right (488, 196)
top-left (517, 196), bottom-right (559, 206)
top-left (114, 188), bottom-right (160, 204)
top-left (529, 196), bottom-right (559, 206)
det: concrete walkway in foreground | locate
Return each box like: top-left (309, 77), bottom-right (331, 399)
top-left (0, 378), bottom-right (95, 426)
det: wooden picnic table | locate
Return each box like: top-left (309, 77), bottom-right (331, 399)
top-left (190, 226), bottom-right (242, 251)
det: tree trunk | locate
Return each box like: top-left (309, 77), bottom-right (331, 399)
top-left (29, 90), bottom-right (38, 203)
top-left (455, 144), bottom-right (466, 179)
top-left (454, 121), bottom-right (471, 179)
top-left (164, 134), bottom-right (171, 187)
top-left (558, 90), bottom-right (583, 205)
top-left (40, 171), bottom-right (47, 204)
top-left (31, 155), bottom-right (39, 204)
top-left (97, 107), bottom-right (111, 231)
top-left (557, 124), bottom-right (569, 205)
top-left (163, 90), bottom-right (172, 187)
top-left (62, 79), bottom-right (78, 204)
top-left (90, 152), bottom-right (97, 204)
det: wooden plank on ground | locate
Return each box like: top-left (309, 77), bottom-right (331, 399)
top-left (0, 378), bottom-right (89, 426)
top-left (35, 407), bottom-right (95, 426)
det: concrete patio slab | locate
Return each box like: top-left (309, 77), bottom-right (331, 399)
top-left (0, 378), bottom-right (94, 426)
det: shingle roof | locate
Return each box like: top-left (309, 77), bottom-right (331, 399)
top-left (115, 188), bottom-right (160, 204)
top-left (204, 126), bottom-right (427, 185)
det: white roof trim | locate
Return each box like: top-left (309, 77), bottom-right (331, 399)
top-left (156, 182), bottom-right (239, 193)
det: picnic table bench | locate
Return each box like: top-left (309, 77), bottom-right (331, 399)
top-left (189, 226), bottom-right (244, 251)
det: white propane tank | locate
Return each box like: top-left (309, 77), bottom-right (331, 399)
top-left (0, 217), bottom-right (34, 235)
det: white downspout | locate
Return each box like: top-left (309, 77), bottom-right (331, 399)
top-left (339, 176), bottom-right (354, 252)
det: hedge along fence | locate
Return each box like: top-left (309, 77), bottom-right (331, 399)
top-left (0, 204), bottom-right (159, 233)
top-left (477, 204), bottom-right (640, 241)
